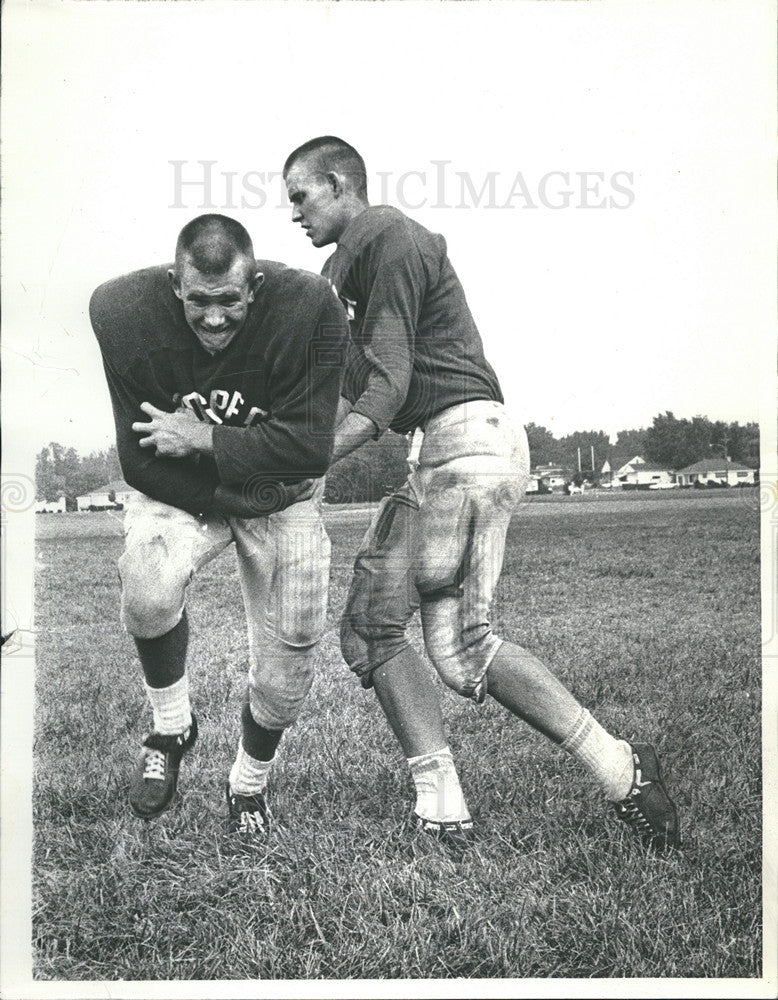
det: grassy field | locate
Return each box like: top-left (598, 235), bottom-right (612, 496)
top-left (32, 490), bottom-right (762, 981)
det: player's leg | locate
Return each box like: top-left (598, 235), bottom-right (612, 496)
top-left (340, 486), bottom-right (472, 833)
top-left (483, 634), bottom-right (679, 847)
top-left (227, 482), bottom-right (330, 834)
top-left (416, 461), bottom-right (588, 739)
top-left (118, 494), bottom-right (233, 818)
top-left (420, 404), bottom-right (679, 848)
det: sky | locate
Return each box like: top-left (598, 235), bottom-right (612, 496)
top-left (2, 0), bottom-right (774, 473)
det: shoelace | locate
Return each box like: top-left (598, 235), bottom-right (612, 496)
top-left (143, 749), bottom-right (167, 781)
top-left (618, 798), bottom-right (654, 835)
top-left (239, 809), bottom-right (265, 834)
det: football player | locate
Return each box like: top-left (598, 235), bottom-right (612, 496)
top-left (90, 214), bottom-right (348, 833)
top-left (283, 138), bottom-right (680, 850)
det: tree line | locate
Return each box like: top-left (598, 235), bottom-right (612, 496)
top-left (527, 413), bottom-right (759, 474)
top-left (35, 411), bottom-right (760, 507)
top-left (36, 443), bottom-right (123, 507)
top-left (33, 436), bottom-right (411, 507)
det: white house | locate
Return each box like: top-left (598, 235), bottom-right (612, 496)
top-left (612, 455), bottom-right (645, 480)
top-left (615, 458), bottom-right (675, 489)
top-left (675, 460), bottom-right (756, 488)
top-left (35, 496), bottom-right (66, 513)
top-left (76, 479), bottom-right (137, 511)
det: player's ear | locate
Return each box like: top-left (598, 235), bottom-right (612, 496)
top-left (326, 171), bottom-right (345, 198)
top-left (168, 268), bottom-right (183, 299)
top-left (248, 271), bottom-right (264, 303)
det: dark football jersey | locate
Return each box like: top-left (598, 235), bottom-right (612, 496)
top-left (323, 206), bottom-right (502, 435)
top-left (90, 261), bottom-right (348, 515)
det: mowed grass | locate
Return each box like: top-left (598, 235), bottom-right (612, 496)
top-left (33, 491), bottom-right (762, 981)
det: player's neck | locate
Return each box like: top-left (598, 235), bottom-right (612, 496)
top-left (336, 198), bottom-right (372, 241)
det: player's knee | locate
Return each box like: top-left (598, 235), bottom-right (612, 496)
top-left (424, 617), bottom-right (497, 703)
top-left (431, 652), bottom-right (490, 703)
top-left (118, 549), bottom-right (188, 639)
top-left (340, 615), bottom-right (411, 687)
top-left (121, 592), bottom-right (184, 639)
top-left (248, 638), bottom-right (316, 730)
top-left (353, 620), bottom-right (411, 665)
top-left (249, 673), bottom-right (313, 730)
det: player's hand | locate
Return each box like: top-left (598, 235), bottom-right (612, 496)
top-left (132, 402), bottom-right (212, 458)
top-left (283, 478), bottom-right (317, 506)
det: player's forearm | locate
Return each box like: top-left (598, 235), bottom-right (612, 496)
top-left (212, 375), bottom-right (342, 485)
top-left (212, 420), bottom-right (332, 486)
top-left (330, 411), bottom-right (380, 464)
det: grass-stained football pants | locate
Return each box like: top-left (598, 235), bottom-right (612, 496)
top-left (118, 482), bottom-right (330, 729)
top-left (340, 400), bottom-right (531, 700)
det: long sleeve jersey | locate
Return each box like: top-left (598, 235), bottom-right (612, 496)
top-left (90, 261), bottom-right (348, 516)
top-left (323, 206), bottom-right (503, 436)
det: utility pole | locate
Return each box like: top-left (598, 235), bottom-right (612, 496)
top-left (723, 431), bottom-right (730, 484)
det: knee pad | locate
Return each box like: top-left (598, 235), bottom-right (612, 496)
top-left (341, 614), bottom-right (412, 688)
top-left (248, 633), bottom-right (317, 730)
top-left (118, 545), bottom-right (189, 639)
top-left (421, 594), bottom-right (501, 702)
top-left (339, 489), bottom-right (419, 687)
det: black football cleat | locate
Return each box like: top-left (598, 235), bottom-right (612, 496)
top-left (128, 715), bottom-right (198, 819)
top-left (226, 782), bottom-right (272, 838)
top-left (613, 743), bottom-right (681, 851)
top-left (411, 812), bottom-right (475, 851)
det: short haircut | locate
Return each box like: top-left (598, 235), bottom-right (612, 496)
top-left (174, 214), bottom-right (255, 276)
top-left (283, 136), bottom-right (368, 198)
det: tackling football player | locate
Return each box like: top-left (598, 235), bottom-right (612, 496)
top-left (283, 137), bottom-right (680, 850)
top-left (90, 214), bottom-right (348, 834)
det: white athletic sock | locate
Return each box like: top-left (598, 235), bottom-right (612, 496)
top-left (144, 675), bottom-right (192, 736)
top-left (229, 743), bottom-right (274, 796)
top-left (407, 748), bottom-right (471, 824)
top-left (560, 708), bottom-right (634, 801)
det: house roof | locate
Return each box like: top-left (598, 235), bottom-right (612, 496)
top-left (532, 466), bottom-right (566, 476)
top-left (606, 449), bottom-right (642, 467)
top-left (611, 454), bottom-right (646, 472)
top-left (633, 462), bottom-right (673, 473)
top-left (676, 459), bottom-right (753, 474)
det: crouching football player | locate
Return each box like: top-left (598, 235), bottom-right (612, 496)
top-left (284, 137), bottom-right (680, 851)
top-left (90, 214), bottom-right (348, 834)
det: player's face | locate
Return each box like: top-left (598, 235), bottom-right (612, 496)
top-left (170, 258), bottom-right (260, 354)
top-left (285, 161), bottom-right (346, 248)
